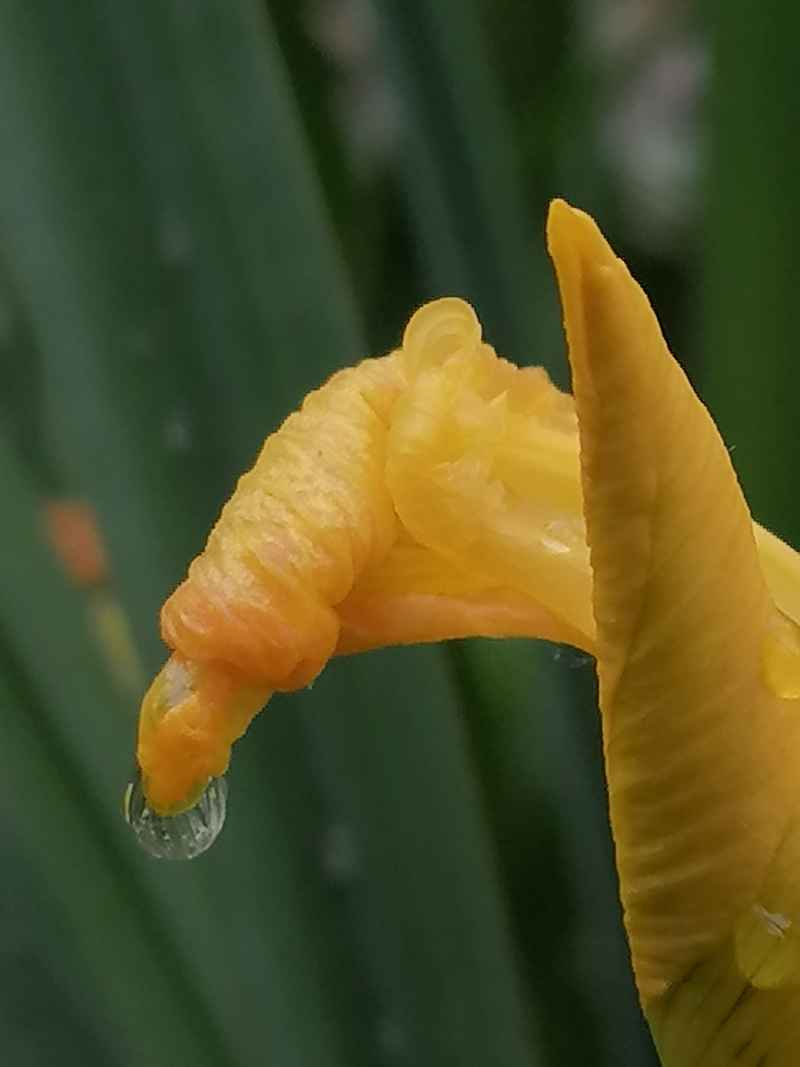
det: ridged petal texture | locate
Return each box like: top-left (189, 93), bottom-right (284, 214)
top-left (548, 200), bottom-right (800, 1066)
top-left (137, 297), bottom-right (595, 813)
top-left (134, 198), bottom-right (800, 1065)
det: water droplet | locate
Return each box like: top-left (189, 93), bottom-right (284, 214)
top-left (541, 518), bottom-right (582, 557)
top-left (551, 643), bottom-right (594, 670)
top-left (735, 901), bottom-right (800, 988)
top-left (124, 772), bottom-right (227, 860)
top-left (763, 611), bottom-right (800, 699)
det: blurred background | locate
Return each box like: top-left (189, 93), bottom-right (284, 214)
top-left (0, 1), bottom-right (796, 1065)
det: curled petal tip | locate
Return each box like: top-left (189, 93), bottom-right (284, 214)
top-left (400, 297), bottom-right (483, 382)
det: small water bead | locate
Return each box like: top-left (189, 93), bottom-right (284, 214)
top-left (124, 772), bottom-right (228, 860)
top-left (735, 902), bottom-right (800, 989)
top-left (541, 518), bottom-right (584, 557)
top-left (551, 643), bottom-right (595, 670)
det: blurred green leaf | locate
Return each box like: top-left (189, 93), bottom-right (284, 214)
top-left (0, 826), bottom-right (118, 1067)
top-left (0, 3), bottom-right (386, 1064)
top-left (0, 433), bottom-right (232, 1067)
top-left (302, 647), bottom-right (541, 1066)
top-left (0, 1), bottom-right (543, 1064)
top-left (373, 0), bottom-right (556, 361)
top-left (704, 0), bottom-right (800, 544)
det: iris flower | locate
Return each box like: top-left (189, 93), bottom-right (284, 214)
top-left (129, 201), bottom-right (800, 1066)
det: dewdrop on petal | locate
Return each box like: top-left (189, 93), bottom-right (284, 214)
top-left (125, 771), bottom-right (227, 860)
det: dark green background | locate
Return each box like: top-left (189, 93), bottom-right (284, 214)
top-left (0, 3), bottom-right (791, 1065)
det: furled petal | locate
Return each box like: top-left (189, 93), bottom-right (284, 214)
top-left (137, 300), bottom-right (594, 813)
top-left (136, 292), bottom-right (601, 806)
top-left (548, 199), bottom-right (800, 1063)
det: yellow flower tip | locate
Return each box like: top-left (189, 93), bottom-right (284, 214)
top-left (547, 196), bottom-right (669, 437)
top-left (547, 198), bottom-right (617, 273)
top-left (546, 198), bottom-right (619, 378)
top-left (136, 654), bottom-right (270, 814)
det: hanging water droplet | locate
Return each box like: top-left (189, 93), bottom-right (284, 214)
top-left (124, 772), bottom-right (227, 860)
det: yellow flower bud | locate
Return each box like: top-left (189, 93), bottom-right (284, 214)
top-left (131, 198), bottom-right (800, 1065)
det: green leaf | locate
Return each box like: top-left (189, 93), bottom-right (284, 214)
top-left (0, 4), bottom-right (377, 1064)
top-left (704, 0), bottom-right (800, 543)
top-left (373, 0), bottom-right (556, 362)
top-left (0, 434), bottom-right (232, 1067)
top-left (0, 1), bottom-right (541, 1063)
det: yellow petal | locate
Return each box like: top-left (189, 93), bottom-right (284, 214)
top-left (137, 301), bottom-right (594, 813)
top-left (382, 297), bottom-right (594, 650)
top-left (136, 655), bottom-right (270, 813)
top-left (548, 198), bottom-right (800, 1057)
